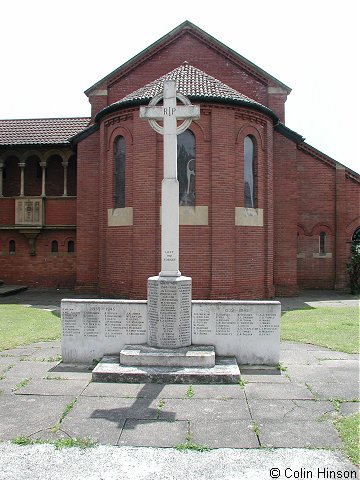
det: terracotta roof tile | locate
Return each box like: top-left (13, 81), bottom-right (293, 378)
top-left (97, 63), bottom-right (276, 122)
top-left (120, 63), bottom-right (263, 105)
top-left (0, 117), bottom-right (90, 146)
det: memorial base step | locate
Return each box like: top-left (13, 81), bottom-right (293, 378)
top-left (92, 355), bottom-right (240, 384)
top-left (120, 344), bottom-right (215, 368)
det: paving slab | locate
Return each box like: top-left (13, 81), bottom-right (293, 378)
top-left (279, 351), bottom-right (322, 365)
top-left (190, 419), bottom-right (259, 448)
top-left (13, 378), bottom-right (90, 396)
top-left (60, 396), bottom-right (175, 445)
top-left (162, 398), bottom-right (251, 421)
top-left (174, 384), bottom-right (245, 399)
top-left (0, 394), bottom-right (74, 440)
top-left (82, 382), bottom-right (245, 400)
top-left (310, 381), bottom-right (360, 400)
top-left (6, 361), bottom-right (62, 379)
top-left (240, 372), bottom-right (290, 383)
top-left (44, 370), bottom-right (93, 381)
top-left (340, 401), bottom-right (360, 416)
top-left (281, 342), bottom-right (331, 352)
top-left (0, 356), bottom-right (23, 365)
top-left (286, 364), bottom-right (338, 382)
top-left (248, 399), bottom-right (334, 422)
top-left (28, 428), bottom-right (72, 442)
top-left (318, 359), bottom-right (360, 370)
top-left (244, 382), bottom-right (315, 400)
top-left (0, 378), bottom-right (33, 395)
top-left (329, 369), bottom-right (360, 384)
top-left (49, 363), bottom-right (94, 380)
top-left (315, 351), bottom-right (355, 360)
top-left (0, 364), bottom-right (16, 376)
top-left (118, 419), bottom-right (188, 447)
top-left (62, 395), bottom-right (174, 423)
top-left (0, 346), bottom-right (39, 357)
top-left (25, 348), bottom-right (62, 361)
top-left (258, 420), bottom-right (342, 448)
top-left (60, 414), bottom-right (126, 446)
top-left (82, 382), bottom-right (156, 398)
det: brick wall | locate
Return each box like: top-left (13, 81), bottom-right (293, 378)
top-left (75, 132), bottom-right (100, 291)
top-left (88, 103), bottom-right (274, 299)
top-left (273, 132), bottom-right (298, 295)
top-left (0, 230), bottom-right (76, 287)
top-left (296, 147), bottom-right (336, 289)
top-left (45, 198), bottom-right (76, 225)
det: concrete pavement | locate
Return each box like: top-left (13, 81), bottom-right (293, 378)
top-left (0, 338), bottom-right (358, 449)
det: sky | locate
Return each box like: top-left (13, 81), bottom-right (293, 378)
top-left (1, 0), bottom-right (359, 173)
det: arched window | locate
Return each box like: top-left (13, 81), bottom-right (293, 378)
top-left (244, 136), bottom-right (256, 208)
top-left (319, 231), bottom-right (326, 255)
top-left (51, 240), bottom-right (58, 254)
top-left (178, 130), bottom-right (195, 206)
top-left (9, 240), bottom-right (16, 255)
top-left (114, 136), bottom-right (126, 208)
top-left (67, 240), bottom-right (75, 253)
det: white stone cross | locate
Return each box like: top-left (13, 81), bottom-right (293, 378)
top-left (140, 80), bottom-right (200, 277)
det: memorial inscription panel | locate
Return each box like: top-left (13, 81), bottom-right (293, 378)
top-left (192, 301), bottom-right (280, 365)
top-left (61, 299), bottom-right (147, 363)
top-left (148, 276), bottom-right (192, 348)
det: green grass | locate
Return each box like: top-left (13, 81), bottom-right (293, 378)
top-left (12, 436), bottom-right (96, 450)
top-left (52, 397), bottom-right (78, 432)
top-left (12, 378), bottom-right (31, 392)
top-left (175, 442), bottom-right (211, 452)
top-left (281, 306), bottom-right (359, 353)
top-left (186, 385), bottom-right (194, 398)
top-left (238, 378), bottom-right (248, 388)
top-left (175, 430), bottom-right (211, 452)
top-left (0, 305), bottom-right (60, 351)
top-left (334, 413), bottom-right (360, 465)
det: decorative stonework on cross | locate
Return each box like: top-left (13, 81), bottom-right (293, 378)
top-left (140, 80), bottom-right (200, 277)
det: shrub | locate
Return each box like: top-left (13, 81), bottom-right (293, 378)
top-left (347, 245), bottom-right (360, 294)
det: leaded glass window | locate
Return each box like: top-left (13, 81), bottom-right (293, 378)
top-left (244, 136), bottom-right (255, 208)
top-left (177, 130), bottom-right (195, 206)
top-left (319, 232), bottom-right (326, 254)
top-left (114, 136), bottom-right (126, 208)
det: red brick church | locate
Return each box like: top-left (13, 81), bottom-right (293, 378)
top-left (1, 21), bottom-right (359, 299)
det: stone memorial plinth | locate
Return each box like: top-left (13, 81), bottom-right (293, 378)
top-left (120, 345), bottom-right (215, 368)
top-left (147, 275), bottom-right (192, 348)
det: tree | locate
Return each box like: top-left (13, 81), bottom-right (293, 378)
top-left (347, 245), bottom-right (360, 294)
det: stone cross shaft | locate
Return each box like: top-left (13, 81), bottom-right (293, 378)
top-left (140, 80), bottom-right (200, 277)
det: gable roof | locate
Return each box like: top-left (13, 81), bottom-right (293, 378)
top-left (95, 63), bottom-right (279, 123)
top-left (85, 20), bottom-right (291, 96)
top-left (0, 118), bottom-right (90, 146)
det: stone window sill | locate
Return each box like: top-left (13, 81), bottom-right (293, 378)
top-left (312, 253), bottom-right (332, 259)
